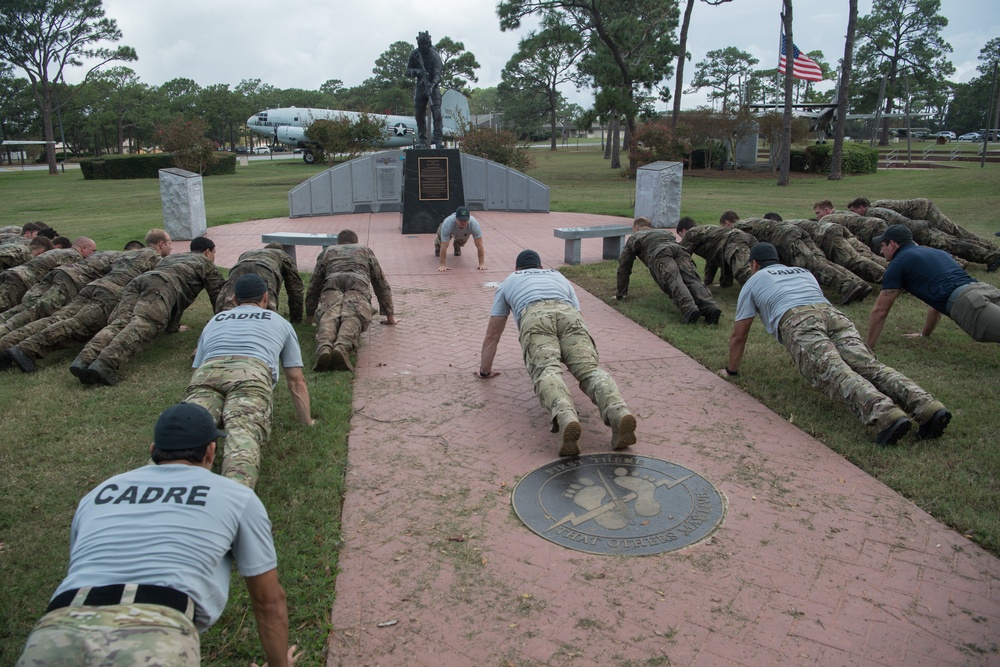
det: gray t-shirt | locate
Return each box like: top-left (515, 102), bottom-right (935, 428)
top-left (193, 304), bottom-right (303, 385)
top-left (440, 214), bottom-right (483, 243)
top-left (735, 264), bottom-right (828, 342)
top-left (54, 464), bottom-right (277, 632)
top-left (491, 268), bottom-right (581, 327)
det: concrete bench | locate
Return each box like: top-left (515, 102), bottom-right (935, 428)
top-left (261, 232), bottom-right (338, 268)
top-left (553, 225), bottom-right (632, 265)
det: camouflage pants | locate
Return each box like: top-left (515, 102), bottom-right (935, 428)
top-left (913, 226), bottom-right (1000, 265)
top-left (0, 275), bottom-right (28, 312)
top-left (780, 239), bottom-right (866, 299)
top-left (878, 199), bottom-right (972, 239)
top-left (948, 283), bottom-right (1000, 343)
top-left (0, 280), bottom-right (78, 336)
top-left (184, 356), bottom-right (273, 489)
top-left (8, 290), bottom-right (118, 360)
top-left (518, 300), bottom-right (629, 426)
top-left (648, 248), bottom-right (718, 317)
top-left (79, 284), bottom-right (170, 371)
top-left (722, 240), bottom-right (753, 286)
top-left (821, 236), bottom-right (885, 283)
top-left (779, 304), bottom-right (941, 431)
top-left (316, 273), bottom-right (373, 356)
top-left (16, 604), bottom-right (199, 667)
top-left (434, 224), bottom-right (470, 253)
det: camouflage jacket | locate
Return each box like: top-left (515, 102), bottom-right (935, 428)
top-left (216, 248), bottom-right (305, 322)
top-left (0, 242), bottom-right (32, 270)
top-left (734, 218), bottom-right (815, 249)
top-left (19, 251), bottom-right (119, 302)
top-left (1, 248), bottom-right (83, 290)
top-left (81, 247), bottom-right (163, 300)
top-left (127, 251), bottom-right (224, 332)
top-left (820, 213), bottom-right (887, 245)
top-left (305, 244), bottom-right (394, 318)
top-left (617, 228), bottom-right (689, 295)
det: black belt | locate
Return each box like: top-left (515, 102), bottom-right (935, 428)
top-left (47, 584), bottom-right (193, 620)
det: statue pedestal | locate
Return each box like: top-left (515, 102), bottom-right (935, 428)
top-left (401, 149), bottom-right (465, 234)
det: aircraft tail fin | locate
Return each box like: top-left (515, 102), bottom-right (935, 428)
top-left (442, 89), bottom-right (470, 135)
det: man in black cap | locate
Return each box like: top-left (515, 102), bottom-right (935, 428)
top-left (477, 249), bottom-right (636, 456)
top-left (435, 206), bottom-right (487, 271)
top-left (184, 274), bottom-right (315, 489)
top-left (723, 242), bottom-right (950, 446)
top-left (867, 224), bottom-right (1000, 346)
top-left (16, 403), bottom-right (298, 667)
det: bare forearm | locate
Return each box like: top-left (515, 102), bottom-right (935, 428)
top-left (922, 308), bottom-right (941, 337)
top-left (285, 372), bottom-right (314, 425)
top-left (254, 595), bottom-right (289, 667)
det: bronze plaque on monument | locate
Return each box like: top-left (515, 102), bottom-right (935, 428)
top-left (417, 157), bottom-right (450, 200)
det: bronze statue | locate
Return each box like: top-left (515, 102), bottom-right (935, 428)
top-left (406, 31), bottom-right (444, 149)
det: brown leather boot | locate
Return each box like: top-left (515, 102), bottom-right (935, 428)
top-left (313, 345), bottom-right (334, 372)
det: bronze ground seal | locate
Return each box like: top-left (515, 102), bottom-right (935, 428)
top-left (512, 453), bottom-right (727, 556)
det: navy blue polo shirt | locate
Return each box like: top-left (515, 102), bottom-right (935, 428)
top-left (881, 243), bottom-right (974, 314)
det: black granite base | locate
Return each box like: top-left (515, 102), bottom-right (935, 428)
top-left (401, 149), bottom-right (465, 234)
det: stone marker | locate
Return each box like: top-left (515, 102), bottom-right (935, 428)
top-left (159, 167), bottom-right (207, 241)
top-left (634, 161), bottom-right (682, 228)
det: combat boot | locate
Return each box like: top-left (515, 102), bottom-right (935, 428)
top-left (916, 404), bottom-right (951, 440)
top-left (85, 358), bottom-right (120, 386)
top-left (314, 344), bottom-right (334, 372)
top-left (7, 346), bottom-right (36, 373)
top-left (69, 356), bottom-right (92, 384)
top-left (610, 411), bottom-right (637, 450)
top-left (331, 345), bottom-right (354, 372)
top-left (553, 410), bottom-right (581, 457)
top-left (875, 410), bottom-right (911, 446)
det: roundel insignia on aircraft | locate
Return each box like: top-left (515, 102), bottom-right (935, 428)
top-left (392, 123), bottom-right (410, 137)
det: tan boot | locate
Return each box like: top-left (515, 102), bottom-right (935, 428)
top-left (611, 412), bottom-right (637, 450)
top-left (555, 411), bottom-right (581, 457)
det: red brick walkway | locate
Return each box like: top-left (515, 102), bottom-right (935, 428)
top-left (208, 213), bottom-right (999, 667)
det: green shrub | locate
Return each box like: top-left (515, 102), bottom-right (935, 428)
top-left (789, 149), bottom-right (807, 172)
top-left (458, 127), bottom-right (535, 172)
top-left (80, 153), bottom-right (236, 180)
top-left (628, 121), bottom-right (690, 176)
top-left (80, 154), bottom-right (174, 180)
top-left (803, 142), bottom-right (878, 174)
top-left (205, 154), bottom-right (236, 176)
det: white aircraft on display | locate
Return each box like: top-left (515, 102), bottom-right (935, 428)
top-left (246, 89), bottom-right (470, 163)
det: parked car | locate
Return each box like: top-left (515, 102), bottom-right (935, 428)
top-left (932, 131), bottom-right (956, 139)
top-left (252, 146), bottom-right (271, 154)
top-left (235, 146), bottom-right (250, 154)
top-left (271, 145), bottom-right (288, 153)
top-left (958, 132), bottom-right (982, 141)
top-left (910, 130), bottom-right (930, 139)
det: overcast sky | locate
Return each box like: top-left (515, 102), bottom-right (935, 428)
top-left (76, 0), bottom-right (998, 112)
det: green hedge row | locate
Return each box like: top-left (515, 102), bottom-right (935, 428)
top-left (80, 154), bottom-right (236, 180)
top-left (799, 142), bottom-right (879, 174)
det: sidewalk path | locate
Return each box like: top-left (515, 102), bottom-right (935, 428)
top-left (208, 212), bottom-right (999, 667)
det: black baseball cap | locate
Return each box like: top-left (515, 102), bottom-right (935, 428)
top-left (456, 206), bottom-right (470, 220)
top-left (749, 242), bottom-right (779, 264)
top-left (516, 249), bottom-right (542, 269)
top-left (154, 403), bottom-right (226, 450)
top-left (234, 274), bottom-right (267, 300)
top-left (872, 224), bottom-right (913, 246)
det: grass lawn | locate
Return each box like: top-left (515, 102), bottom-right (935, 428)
top-left (1, 148), bottom-right (998, 665)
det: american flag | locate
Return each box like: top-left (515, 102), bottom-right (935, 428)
top-left (778, 34), bottom-right (824, 82)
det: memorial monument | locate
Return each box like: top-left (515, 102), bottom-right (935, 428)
top-left (406, 31), bottom-right (444, 150)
